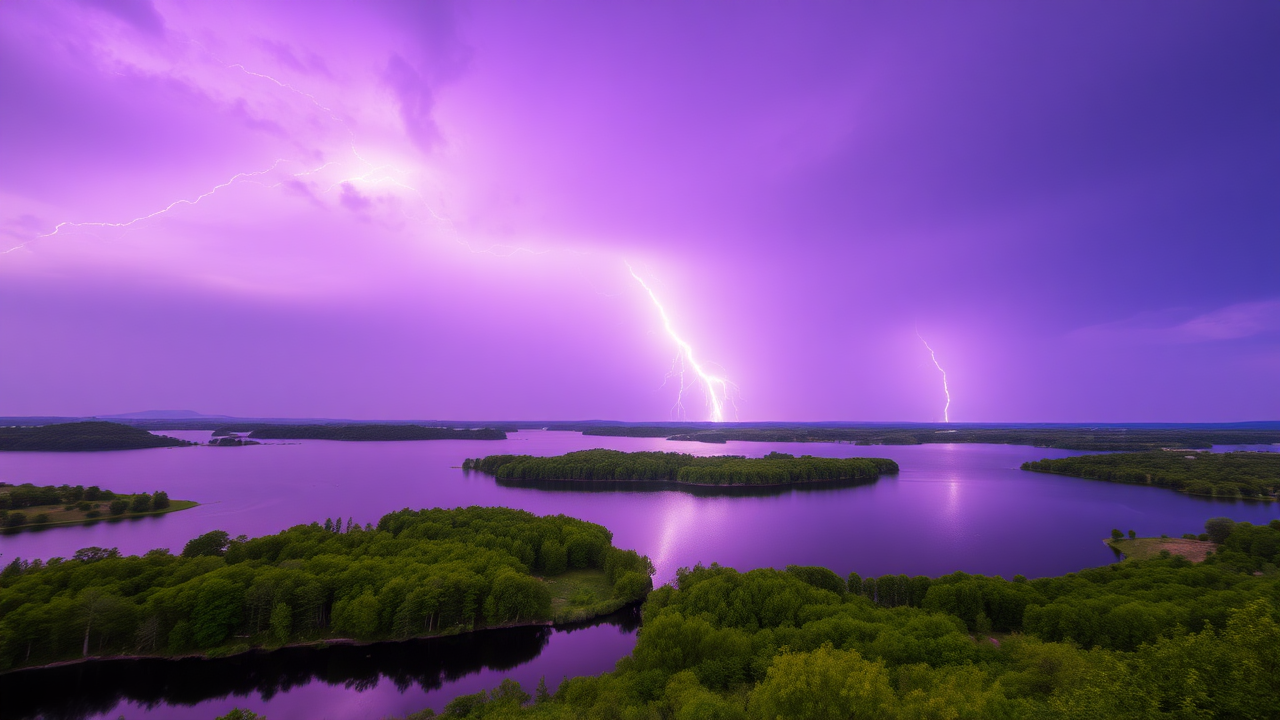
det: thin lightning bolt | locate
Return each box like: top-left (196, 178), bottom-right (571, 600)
top-left (4, 160), bottom-right (293, 255)
top-left (918, 333), bottom-right (951, 423)
top-left (626, 261), bottom-right (736, 422)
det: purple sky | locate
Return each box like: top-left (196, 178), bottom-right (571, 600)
top-left (1, 1), bottom-right (1277, 422)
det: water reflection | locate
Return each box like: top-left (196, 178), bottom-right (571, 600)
top-left (0, 607), bottom-right (641, 720)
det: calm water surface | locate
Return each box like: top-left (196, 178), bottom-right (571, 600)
top-left (1, 432), bottom-right (1276, 719)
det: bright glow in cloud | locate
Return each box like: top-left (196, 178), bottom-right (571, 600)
top-left (626, 261), bottom-right (736, 422)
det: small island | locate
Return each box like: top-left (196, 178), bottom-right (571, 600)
top-left (221, 424), bottom-right (508, 441)
top-left (1022, 450), bottom-right (1280, 500)
top-left (209, 435), bottom-right (261, 447)
top-left (0, 421), bottom-right (193, 452)
top-left (462, 449), bottom-right (898, 487)
top-left (0, 482), bottom-right (195, 530)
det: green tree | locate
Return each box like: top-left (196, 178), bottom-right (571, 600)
top-left (130, 493), bottom-right (152, 513)
top-left (1110, 528), bottom-right (1124, 541)
top-left (535, 676), bottom-right (551, 704)
top-left (214, 710), bottom-right (265, 720)
top-left (540, 539), bottom-right (567, 575)
top-left (1205, 517), bottom-right (1236, 544)
top-left (333, 590), bottom-right (380, 637)
top-left (269, 601), bottom-right (292, 644)
top-left (152, 491), bottom-right (171, 510)
top-left (183, 530), bottom-right (231, 557)
top-left (749, 646), bottom-right (895, 719)
top-left (1127, 529), bottom-right (1136, 539)
top-left (108, 498), bottom-right (129, 516)
top-left (192, 578), bottom-right (243, 648)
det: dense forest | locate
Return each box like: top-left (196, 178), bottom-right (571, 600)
top-left (240, 425), bottom-right (508, 441)
top-left (0, 422), bottom-right (191, 452)
top-left (569, 424), bottom-right (1280, 451)
top-left (393, 517), bottom-right (1280, 720)
top-left (0, 507), bottom-right (653, 672)
top-left (463, 450), bottom-right (898, 486)
top-left (1023, 451), bottom-right (1280, 500)
top-left (0, 482), bottom-right (179, 529)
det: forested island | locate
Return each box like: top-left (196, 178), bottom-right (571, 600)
top-left (0, 482), bottom-right (191, 530)
top-left (209, 435), bottom-right (261, 447)
top-left (388, 517), bottom-right (1280, 720)
top-left (1023, 450), bottom-right (1280, 500)
top-left (566, 423), bottom-right (1280, 451)
top-left (0, 507), bottom-right (654, 672)
top-left (462, 450), bottom-right (898, 487)
top-left (220, 424), bottom-right (508, 441)
top-left (0, 422), bottom-right (192, 452)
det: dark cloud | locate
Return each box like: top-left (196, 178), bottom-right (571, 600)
top-left (375, 0), bottom-right (472, 153)
top-left (382, 53), bottom-right (442, 152)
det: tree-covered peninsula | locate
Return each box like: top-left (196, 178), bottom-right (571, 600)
top-left (238, 424), bottom-right (507, 441)
top-left (0, 507), bottom-right (653, 672)
top-left (399, 518), bottom-right (1280, 720)
top-left (462, 450), bottom-right (898, 487)
top-left (1022, 450), bottom-right (1280, 500)
top-left (0, 482), bottom-right (190, 530)
top-left (0, 422), bottom-right (192, 452)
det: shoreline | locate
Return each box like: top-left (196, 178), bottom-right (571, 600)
top-left (0, 600), bottom-right (641, 677)
top-left (0, 500), bottom-right (199, 534)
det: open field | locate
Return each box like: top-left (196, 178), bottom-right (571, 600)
top-left (1106, 536), bottom-right (1217, 563)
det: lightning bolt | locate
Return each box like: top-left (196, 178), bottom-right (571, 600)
top-left (4, 160), bottom-right (297, 255)
top-left (626, 261), bottom-right (736, 422)
top-left (918, 333), bottom-right (951, 423)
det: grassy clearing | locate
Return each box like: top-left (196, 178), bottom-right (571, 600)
top-left (545, 569), bottom-right (614, 613)
top-left (1, 499), bottom-right (197, 532)
top-left (1107, 536), bottom-right (1216, 563)
top-left (542, 568), bottom-right (630, 623)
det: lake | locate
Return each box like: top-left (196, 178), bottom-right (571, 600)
top-left (1, 432), bottom-right (1276, 719)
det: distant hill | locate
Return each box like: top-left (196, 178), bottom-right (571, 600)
top-left (0, 422), bottom-right (194, 452)
top-left (99, 410), bottom-right (233, 419)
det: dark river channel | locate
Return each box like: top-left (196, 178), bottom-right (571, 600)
top-left (1, 431), bottom-right (1276, 719)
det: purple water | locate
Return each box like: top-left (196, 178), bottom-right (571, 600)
top-left (1, 432), bottom-right (1276, 719)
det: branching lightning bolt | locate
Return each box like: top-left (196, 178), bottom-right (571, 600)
top-left (626, 261), bottom-right (736, 422)
top-left (3, 160), bottom-right (299, 255)
top-left (918, 333), bottom-right (951, 423)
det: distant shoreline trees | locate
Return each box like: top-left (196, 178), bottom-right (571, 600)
top-left (239, 425), bottom-right (507, 441)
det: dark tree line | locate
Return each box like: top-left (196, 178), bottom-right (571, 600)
top-left (566, 424), bottom-right (1280, 451)
top-left (462, 450), bottom-right (898, 486)
top-left (242, 425), bottom-right (507, 441)
top-left (0, 422), bottom-right (192, 452)
top-left (0, 507), bottom-right (653, 672)
top-left (1023, 450), bottom-right (1280, 499)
